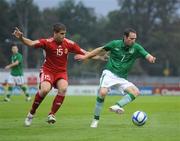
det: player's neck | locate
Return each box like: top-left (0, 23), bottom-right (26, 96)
top-left (54, 38), bottom-right (63, 44)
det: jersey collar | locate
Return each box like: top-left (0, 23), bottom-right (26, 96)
top-left (122, 39), bottom-right (134, 51)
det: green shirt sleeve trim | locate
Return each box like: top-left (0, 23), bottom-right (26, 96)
top-left (136, 44), bottom-right (149, 58)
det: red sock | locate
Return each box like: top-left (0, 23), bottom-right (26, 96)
top-left (30, 91), bottom-right (44, 115)
top-left (49, 93), bottom-right (65, 115)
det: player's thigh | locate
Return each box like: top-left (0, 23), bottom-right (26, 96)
top-left (56, 79), bottom-right (68, 94)
top-left (115, 77), bottom-right (138, 94)
top-left (40, 69), bottom-right (54, 85)
top-left (40, 81), bottom-right (52, 94)
top-left (100, 70), bottom-right (120, 87)
top-left (15, 76), bottom-right (25, 85)
top-left (7, 75), bottom-right (15, 85)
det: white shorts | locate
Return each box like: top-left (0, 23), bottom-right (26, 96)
top-left (7, 75), bottom-right (25, 85)
top-left (100, 70), bottom-right (137, 91)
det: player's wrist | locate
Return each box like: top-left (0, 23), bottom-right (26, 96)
top-left (19, 34), bottom-right (23, 40)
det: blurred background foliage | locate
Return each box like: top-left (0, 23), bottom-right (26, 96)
top-left (0, 0), bottom-right (180, 77)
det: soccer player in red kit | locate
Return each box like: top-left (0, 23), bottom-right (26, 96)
top-left (12, 23), bottom-right (86, 126)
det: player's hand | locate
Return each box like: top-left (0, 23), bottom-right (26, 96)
top-left (149, 56), bottom-right (156, 63)
top-left (99, 53), bottom-right (109, 61)
top-left (74, 54), bottom-right (86, 61)
top-left (5, 65), bottom-right (10, 70)
top-left (12, 27), bottom-right (23, 39)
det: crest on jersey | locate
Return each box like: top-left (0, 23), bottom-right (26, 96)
top-left (64, 48), bottom-right (68, 54)
top-left (129, 48), bottom-right (134, 54)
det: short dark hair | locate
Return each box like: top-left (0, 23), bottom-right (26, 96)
top-left (11, 43), bottom-right (17, 47)
top-left (53, 23), bottom-right (66, 33)
top-left (124, 28), bottom-right (136, 37)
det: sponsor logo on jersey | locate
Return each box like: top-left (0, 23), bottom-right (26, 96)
top-left (115, 48), bottom-right (120, 51)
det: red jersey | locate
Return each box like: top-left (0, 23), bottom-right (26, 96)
top-left (34, 37), bottom-right (85, 73)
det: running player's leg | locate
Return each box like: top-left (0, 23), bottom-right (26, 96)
top-left (25, 81), bottom-right (51, 126)
top-left (91, 70), bottom-right (117, 128)
top-left (116, 85), bottom-right (139, 107)
top-left (4, 85), bottom-right (13, 102)
top-left (110, 83), bottom-right (140, 114)
top-left (20, 84), bottom-right (31, 101)
top-left (4, 75), bottom-right (14, 102)
top-left (25, 70), bottom-right (53, 126)
top-left (30, 81), bottom-right (51, 114)
top-left (90, 87), bottom-right (108, 128)
top-left (14, 75), bottom-right (31, 101)
top-left (48, 79), bottom-right (68, 124)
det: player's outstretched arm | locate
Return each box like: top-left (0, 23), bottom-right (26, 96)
top-left (12, 27), bottom-right (39, 47)
top-left (146, 54), bottom-right (156, 63)
top-left (91, 52), bottom-right (109, 61)
top-left (5, 60), bottom-right (19, 70)
top-left (75, 47), bottom-right (105, 60)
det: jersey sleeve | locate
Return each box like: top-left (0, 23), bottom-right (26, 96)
top-left (34, 39), bottom-right (47, 49)
top-left (103, 40), bottom-right (116, 51)
top-left (69, 42), bottom-right (85, 55)
top-left (17, 54), bottom-right (23, 63)
top-left (137, 45), bottom-right (149, 58)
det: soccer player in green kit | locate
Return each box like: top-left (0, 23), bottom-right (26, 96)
top-left (75, 28), bottom-right (156, 128)
top-left (4, 44), bottom-right (31, 102)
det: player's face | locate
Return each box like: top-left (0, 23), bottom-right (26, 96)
top-left (11, 46), bottom-right (18, 54)
top-left (53, 30), bottom-right (66, 43)
top-left (124, 32), bottom-right (137, 46)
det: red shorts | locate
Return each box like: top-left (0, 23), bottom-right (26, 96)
top-left (40, 68), bottom-right (68, 88)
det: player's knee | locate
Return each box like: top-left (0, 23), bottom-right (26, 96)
top-left (133, 89), bottom-right (140, 96)
top-left (99, 89), bottom-right (108, 97)
top-left (21, 85), bottom-right (27, 92)
top-left (58, 87), bottom-right (67, 94)
top-left (127, 87), bottom-right (140, 97)
top-left (40, 87), bottom-right (51, 95)
top-left (100, 93), bottom-right (106, 97)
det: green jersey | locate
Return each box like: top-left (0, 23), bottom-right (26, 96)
top-left (10, 53), bottom-right (23, 76)
top-left (103, 40), bottom-right (148, 79)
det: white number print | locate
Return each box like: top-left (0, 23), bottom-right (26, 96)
top-left (56, 48), bottom-right (63, 56)
top-left (121, 55), bottom-right (126, 62)
top-left (44, 75), bottom-right (51, 81)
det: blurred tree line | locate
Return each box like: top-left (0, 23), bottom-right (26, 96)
top-left (0, 0), bottom-right (180, 77)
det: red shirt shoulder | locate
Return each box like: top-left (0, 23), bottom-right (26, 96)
top-left (64, 38), bottom-right (75, 45)
top-left (45, 38), bottom-right (54, 42)
top-left (34, 37), bottom-right (54, 48)
top-left (63, 38), bottom-right (85, 55)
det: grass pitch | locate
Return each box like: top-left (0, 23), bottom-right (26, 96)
top-left (0, 95), bottom-right (180, 141)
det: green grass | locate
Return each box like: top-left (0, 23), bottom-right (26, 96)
top-left (0, 95), bottom-right (180, 141)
